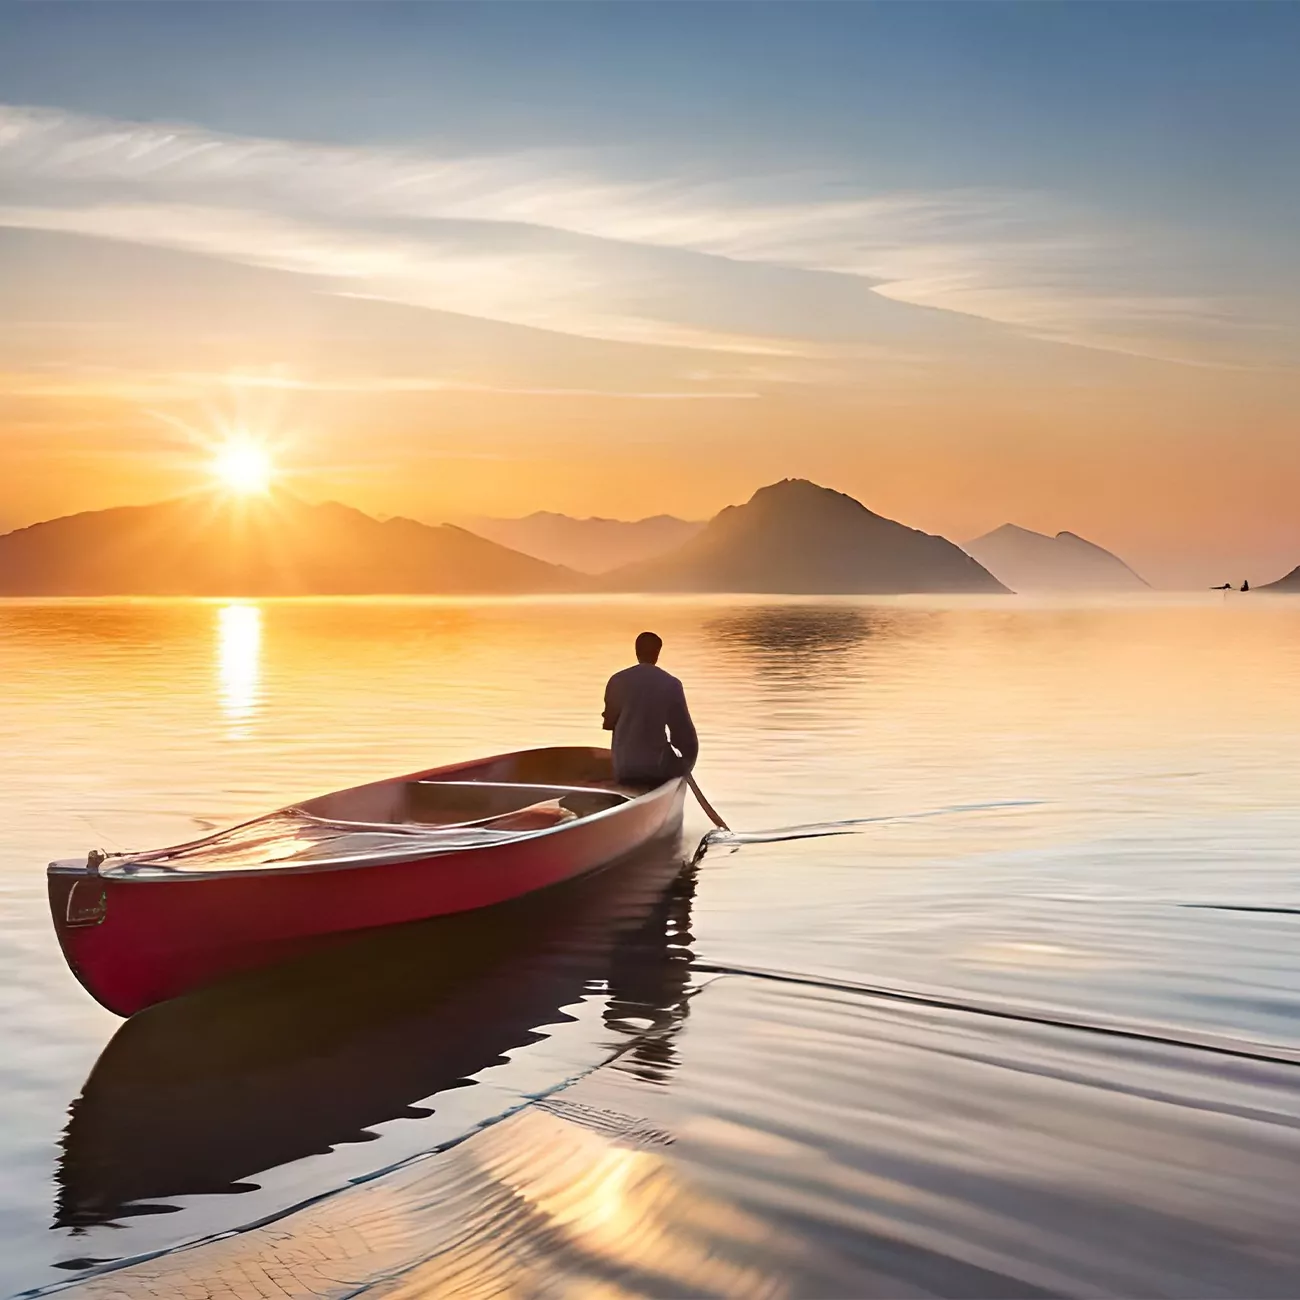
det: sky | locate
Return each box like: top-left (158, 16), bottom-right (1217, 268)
top-left (1, 1), bottom-right (1297, 585)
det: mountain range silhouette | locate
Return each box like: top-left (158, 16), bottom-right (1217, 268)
top-left (0, 478), bottom-right (1197, 597)
top-left (0, 492), bottom-right (573, 596)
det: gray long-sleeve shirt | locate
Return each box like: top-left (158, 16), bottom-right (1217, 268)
top-left (602, 662), bottom-right (698, 785)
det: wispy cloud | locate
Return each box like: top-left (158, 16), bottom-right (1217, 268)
top-left (0, 366), bottom-right (760, 402)
top-left (0, 104), bottom-right (1266, 365)
top-left (173, 371), bottom-right (762, 399)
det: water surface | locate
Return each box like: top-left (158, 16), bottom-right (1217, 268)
top-left (5, 595), bottom-right (1300, 1296)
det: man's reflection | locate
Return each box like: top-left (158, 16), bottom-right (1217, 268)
top-left (604, 861), bottom-right (697, 1085)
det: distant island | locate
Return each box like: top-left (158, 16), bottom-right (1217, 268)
top-left (464, 512), bottom-right (703, 574)
top-left (602, 479), bottom-right (1007, 594)
top-left (963, 523), bottom-right (1149, 593)
top-left (0, 479), bottom-right (1015, 597)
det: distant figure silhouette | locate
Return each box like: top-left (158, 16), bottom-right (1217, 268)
top-left (1242, 580), bottom-right (1250, 592)
top-left (602, 632), bottom-right (698, 788)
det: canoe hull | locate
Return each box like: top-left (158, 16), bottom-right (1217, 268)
top-left (48, 747), bottom-right (687, 1017)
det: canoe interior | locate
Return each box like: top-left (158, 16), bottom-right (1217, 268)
top-left (304, 745), bottom-right (628, 815)
top-left (299, 781), bottom-right (627, 830)
top-left (92, 746), bottom-right (643, 878)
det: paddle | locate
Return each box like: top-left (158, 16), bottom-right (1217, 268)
top-left (686, 772), bottom-right (731, 833)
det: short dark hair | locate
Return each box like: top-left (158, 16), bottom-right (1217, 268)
top-left (635, 631), bottom-right (663, 663)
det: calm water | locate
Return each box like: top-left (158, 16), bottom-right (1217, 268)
top-left (5, 595), bottom-right (1300, 1297)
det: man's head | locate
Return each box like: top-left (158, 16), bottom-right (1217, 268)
top-left (635, 631), bottom-right (663, 664)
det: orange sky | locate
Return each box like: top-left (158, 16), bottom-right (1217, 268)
top-left (4, 333), bottom-right (1296, 587)
top-left (3, 7), bottom-right (1299, 588)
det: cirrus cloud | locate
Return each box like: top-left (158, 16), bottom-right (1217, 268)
top-left (0, 103), bottom-right (1278, 368)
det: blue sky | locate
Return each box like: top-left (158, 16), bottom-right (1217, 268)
top-left (4, 3), bottom-right (1296, 216)
top-left (0, 2), bottom-right (1297, 580)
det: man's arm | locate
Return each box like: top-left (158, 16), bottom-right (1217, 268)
top-left (667, 682), bottom-right (699, 772)
top-left (601, 676), bottom-right (620, 732)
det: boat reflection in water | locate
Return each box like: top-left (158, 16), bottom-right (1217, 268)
top-left (55, 841), bottom-right (697, 1234)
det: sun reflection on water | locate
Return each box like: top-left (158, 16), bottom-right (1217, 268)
top-left (215, 602), bottom-right (262, 735)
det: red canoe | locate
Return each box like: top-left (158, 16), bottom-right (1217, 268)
top-left (48, 746), bottom-right (686, 1017)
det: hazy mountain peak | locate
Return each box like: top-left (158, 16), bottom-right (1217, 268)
top-left (744, 478), bottom-right (879, 516)
top-left (516, 510), bottom-right (686, 526)
top-left (1054, 530), bottom-right (1129, 558)
top-left (464, 511), bottom-right (704, 574)
top-left (965, 523), bottom-right (1149, 592)
top-left (604, 479), bottom-right (1006, 595)
top-left (983, 522), bottom-right (1052, 543)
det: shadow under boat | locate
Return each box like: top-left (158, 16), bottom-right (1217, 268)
top-left (55, 840), bottom-right (698, 1233)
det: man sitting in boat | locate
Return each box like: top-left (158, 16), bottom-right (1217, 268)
top-left (602, 631), bottom-right (699, 788)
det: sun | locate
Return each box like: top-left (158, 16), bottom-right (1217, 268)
top-left (211, 439), bottom-right (274, 495)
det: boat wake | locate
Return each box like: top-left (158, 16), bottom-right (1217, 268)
top-left (693, 798), bottom-right (1042, 857)
top-left (689, 959), bottom-right (1300, 1071)
top-left (1181, 904), bottom-right (1300, 916)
